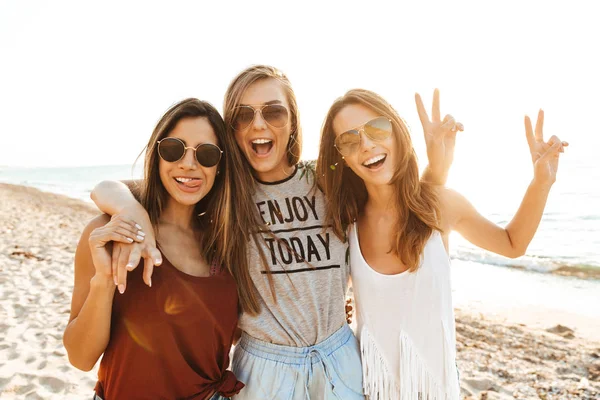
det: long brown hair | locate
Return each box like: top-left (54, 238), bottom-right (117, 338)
top-left (138, 98), bottom-right (260, 314)
top-left (317, 89), bottom-right (441, 272)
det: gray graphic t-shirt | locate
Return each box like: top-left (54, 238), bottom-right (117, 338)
top-left (238, 162), bottom-right (349, 347)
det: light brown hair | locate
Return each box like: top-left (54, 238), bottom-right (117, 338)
top-left (138, 98), bottom-right (260, 314)
top-left (222, 65), bottom-right (306, 302)
top-left (317, 89), bottom-right (442, 272)
top-left (223, 65), bottom-right (302, 167)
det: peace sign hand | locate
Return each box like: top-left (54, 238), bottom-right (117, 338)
top-left (525, 110), bottom-right (568, 187)
top-left (415, 89), bottom-right (464, 184)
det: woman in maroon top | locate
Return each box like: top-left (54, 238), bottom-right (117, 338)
top-left (63, 98), bottom-right (256, 399)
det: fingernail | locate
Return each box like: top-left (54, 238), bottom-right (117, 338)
top-left (113, 276), bottom-right (118, 286)
top-left (118, 284), bottom-right (125, 294)
top-left (137, 235), bottom-right (144, 241)
top-left (148, 279), bottom-right (152, 288)
top-left (135, 223), bottom-right (142, 230)
top-left (155, 259), bottom-right (162, 265)
top-left (138, 231), bottom-right (145, 237)
top-left (127, 237), bottom-right (133, 243)
top-left (126, 263), bottom-right (134, 271)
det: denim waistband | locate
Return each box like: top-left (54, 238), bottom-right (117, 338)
top-left (95, 392), bottom-right (226, 400)
top-left (238, 324), bottom-right (354, 365)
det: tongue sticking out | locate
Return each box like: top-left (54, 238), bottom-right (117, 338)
top-left (252, 142), bottom-right (273, 155)
top-left (177, 179), bottom-right (201, 188)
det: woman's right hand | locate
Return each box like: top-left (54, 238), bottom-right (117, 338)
top-left (88, 215), bottom-right (145, 286)
top-left (415, 89), bottom-right (464, 185)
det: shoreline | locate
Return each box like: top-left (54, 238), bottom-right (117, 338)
top-left (451, 259), bottom-right (600, 343)
top-left (1, 183), bottom-right (599, 398)
top-left (3, 180), bottom-right (599, 282)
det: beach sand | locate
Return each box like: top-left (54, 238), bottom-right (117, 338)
top-left (1, 183), bottom-right (599, 399)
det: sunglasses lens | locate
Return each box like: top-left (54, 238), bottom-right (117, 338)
top-left (158, 138), bottom-right (185, 162)
top-left (364, 117), bottom-right (392, 141)
top-left (233, 107), bottom-right (255, 130)
top-left (335, 131), bottom-right (360, 156)
top-left (196, 144), bottom-right (222, 167)
top-left (262, 105), bottom-right (289, 128)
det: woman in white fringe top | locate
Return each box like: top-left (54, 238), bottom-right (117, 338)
top-left (317, 88), bottom-right (567, 399)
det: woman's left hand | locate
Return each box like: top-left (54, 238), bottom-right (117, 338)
top-left (524, 110), bottom-right (568, 187)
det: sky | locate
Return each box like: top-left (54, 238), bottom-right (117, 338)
top-left (1, 0), bottom-right (599, 202)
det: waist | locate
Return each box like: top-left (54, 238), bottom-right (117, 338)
top-left (238, 324), bottom-right (355, 364)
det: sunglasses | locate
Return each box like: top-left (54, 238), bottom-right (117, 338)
top-left (232, 104), bottom-right (290, 131)
top-left (334, 116), bottom-right (393, 157)
top-left (157, 137), bottom-right (223, 167)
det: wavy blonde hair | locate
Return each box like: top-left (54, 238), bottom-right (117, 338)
top-left (317, 89), bottom-right (442, 272)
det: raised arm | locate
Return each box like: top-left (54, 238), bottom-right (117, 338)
top-left (441, 110), bottom-right (567, 258)
top-left (415, 89), bottom-right (464, 186)
top-left (63, 215), bottom-right (140, 370)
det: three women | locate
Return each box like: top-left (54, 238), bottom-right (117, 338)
top-left (65, 65), bottom-right (565, 399)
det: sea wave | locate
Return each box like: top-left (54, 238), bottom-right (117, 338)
top-left (452, 248), bottom-right (600, 279)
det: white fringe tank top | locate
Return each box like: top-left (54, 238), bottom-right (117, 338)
top-left (349, 223), bottom-right (460, 400)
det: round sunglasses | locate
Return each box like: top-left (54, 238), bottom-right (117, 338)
top-left (231, 104), bottom-right (290, 131)
top-left (334, 116), bottom-right (393, 157)
top-left (157, 137), bottom-right (223, 167)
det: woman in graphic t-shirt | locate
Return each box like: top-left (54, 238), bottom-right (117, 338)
top-left (88, 66), bottom-right (453, 399)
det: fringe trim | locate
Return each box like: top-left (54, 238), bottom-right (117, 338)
top-left (360, 327), bottom-right (400, 400)
top-left (360, 327), bottom-right (459, 400)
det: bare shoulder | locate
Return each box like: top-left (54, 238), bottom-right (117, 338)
top-left (436, 187), bottom-right (467, 206)
top-left (434, 187), bottom-right (471, 229)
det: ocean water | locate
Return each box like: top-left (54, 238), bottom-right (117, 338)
top-left (1, 161), bottom-right (598, 277)
top-left (449, 156), bottom-right (600, 277)
top-left (0, 164), bottom-right (143, 203)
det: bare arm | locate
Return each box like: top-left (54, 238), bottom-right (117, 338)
top-left (91, 180), bottom-right (143, 216)
top-left (421, 165), bottom-right (448, 186)
top-left (63, 215), bottom-right (116, 371)
top-left (91, 180), bottom-right (162, 290)
top-left (441, 110), bottom-right (566, 258)
top-left (441, 182), bottom-right (552, 258)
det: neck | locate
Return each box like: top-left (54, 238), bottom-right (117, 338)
top-left (255, 163), bottom-right (296, 183)
top-left (160, 199), bottom-right (196, 231)
top-left (364, 181), bottom-right (396, 216)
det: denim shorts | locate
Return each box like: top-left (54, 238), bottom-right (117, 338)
top-left (231, 324), bottom-right (365, 400)
top-left (93, 391), bottom-right (229, 399)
